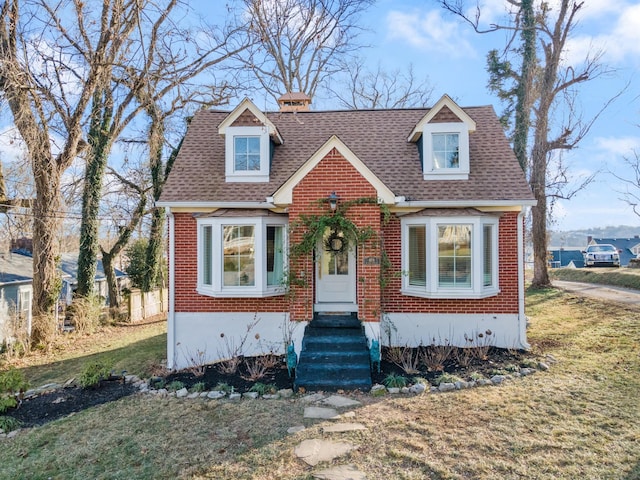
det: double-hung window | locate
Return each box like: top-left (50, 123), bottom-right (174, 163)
top-left (402, 215), bottom-right (498, 298)
top-left (422, 123), bottom-right (469, 180)
top-left (198, 216), bottom-right (287, 297)
top-left (225, 126), bottom-right (270, 182)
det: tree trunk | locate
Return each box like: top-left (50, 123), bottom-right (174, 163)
top-left (77, 91), bottom-right (113, 298)
top-left (101, 250), bottom-right (120, 311)
top-left (513, 0), bottom-right (535, 173)
top-left (31, 155), bottom-right (63, 345)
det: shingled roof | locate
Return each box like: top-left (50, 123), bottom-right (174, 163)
top-left (160, 104), bottom-right (534, 205)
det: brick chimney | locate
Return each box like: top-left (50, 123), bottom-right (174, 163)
top-left (277, 92), bottom-right (311, 112)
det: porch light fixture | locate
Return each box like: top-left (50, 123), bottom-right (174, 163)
top-left (328, 191), bottom-right (339, 212)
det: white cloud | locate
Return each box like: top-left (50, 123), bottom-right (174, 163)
top-left (594, 136), bottom-right (640, 157)
top-left (566, 3), bottom-right (640, 66)
top-left (386, 9), bottom-right (476, 58)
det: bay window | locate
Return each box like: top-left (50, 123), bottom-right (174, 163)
top-left (402, 215), bottom-right (499, 298)
top-left (198, 216), bottom-right (287, 297)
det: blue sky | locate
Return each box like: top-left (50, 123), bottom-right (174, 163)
top-left (348, 0), bottom-right (640, 231)
top-left (1, 0), bottom-right (639, 233)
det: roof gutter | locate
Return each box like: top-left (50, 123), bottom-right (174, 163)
top-left (156, 201), bottom-right (277, 209)
top-left (395, 199), bottom-right (537, 208)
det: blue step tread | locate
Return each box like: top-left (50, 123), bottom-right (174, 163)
top-left (294, 314), bottom-right (373, 392)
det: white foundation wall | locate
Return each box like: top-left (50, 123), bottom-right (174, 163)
top-left (381, 313), bottom-right (528, 350)
top-left (170, 312), bottom-right (308, 370)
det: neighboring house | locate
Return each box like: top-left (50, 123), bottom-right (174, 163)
top-left (158, 94), bottom-right (536, 371)
top-left (548, 248), bottom-right (585, 268)
top-left (57, 253), bottom-right (128, 306)
top-left (0, 250), bottom-right (128, 338)
top-left (0, 252), bottom-right (33, 345)
top-left (588, 236), bottom-right (640, 267)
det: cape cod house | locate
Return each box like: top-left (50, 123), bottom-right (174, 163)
top-left (158, 93), bottom-right (536, 388)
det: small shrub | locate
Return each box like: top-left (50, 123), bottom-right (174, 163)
top-left (69, 296), bottom-right (103, 334)
top-left (383, 372), bottom-right (408, 388)
top-left (216, 356), bottom-right (242, 375)
top-left (0, 397), bottom-right (17, 414)
top-left (241, 355), bottom-right (274, 381)
top-left (150, 378), bottom-right (166, 390)
top-left (433, 373), bottom-right (462, 385)
top-left (249, 382), bottom-right (276, 395)
top-left (420, 342), bottom-right (455, 372)
top-left (504, 364), bottom-right (520, 373)
top-left (0, 367), bottom-right (28, 394)
top-left (454, 347), bottom-right (474, 368)
top-left (190, 382), bottom-right (206, 393)
top-left (166, 380), bottom-right (185, 392)
top-left (79, 362), bottom-right (112, 389)
top-left (489, 368), bottom-right (509, 376)
top-left (0, 415), bottom-right (22, 433)
top-left (412, 376), bottom-right (429, 386)
top-left (469, 371), bottom-right (485, 381)
top-left (385, 346), bottom-right (420, 374)
top-left (520, 358), bottom-right (538, 369)
top-left (213, 382), bottom-right (233, 393)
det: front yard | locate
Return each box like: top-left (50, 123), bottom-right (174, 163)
top-left (0, 288), bottom-right (639, 479)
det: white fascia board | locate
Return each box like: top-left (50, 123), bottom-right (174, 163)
top-left (395, 199), bottom-right (537, 208)
top-left (408, 94), bottom-right (477, 142)
top-left (156, 201), bottom-right (276, 209)
top-left (217, 98), bottom-right (283, 144)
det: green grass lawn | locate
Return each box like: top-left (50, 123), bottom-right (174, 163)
top-left (1, 290), bottom-right (639, 479)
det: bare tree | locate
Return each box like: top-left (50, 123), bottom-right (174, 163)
top-left (0, 0), bottom-right (111, 344)
top-left (238, 0), bottom-right (373, 101)
top-left (440, 0), bottom-right (615, 287)
top-left (611, 150), bottom-right (640, 219)
top-left (76, 0), bottom-right (244, 300)
top-left (330, 60), bottom-right (433, 109)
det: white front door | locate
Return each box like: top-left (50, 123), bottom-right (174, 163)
top-left (315, 228), bottom-right (357, 310)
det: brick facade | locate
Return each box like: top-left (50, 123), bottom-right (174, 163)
top-left (172, 149), bottom-right (521, 320)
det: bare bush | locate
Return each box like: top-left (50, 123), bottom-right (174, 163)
top-left (464, 330), bottom-right (494, 361)
top-left (420, 342), bottom-right (455, 372)
top-left (454, 347), bottom-right (474, 368)
top-left (385, 345), bottom-right (420, 374)
top-left (69, 296), bottom-right (103, 334)
top-left (216, 315), bottom-right (261, 375)
top-left (240, 355), bottom-right (275, 381)
top-left (1, 305), bottom-right (30, 358)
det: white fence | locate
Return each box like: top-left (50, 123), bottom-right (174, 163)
top-left (127, 288), bottom-right (167, 322)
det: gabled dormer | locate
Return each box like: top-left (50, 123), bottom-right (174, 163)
top-left (408, 94), bottom-right (477, 181)
top-left (218, 98), bottom-right (283, 183)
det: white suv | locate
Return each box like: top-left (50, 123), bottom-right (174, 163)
top-left (583, 244), bottom-right (620, 267)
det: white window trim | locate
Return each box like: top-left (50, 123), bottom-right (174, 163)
top-left (401, 215), bottom-right (499, 299)
top-left (197, 216), bottom-right (288, 298)
top-left (422, 122), bottom-right (470, 180)
top-left (225, 126), bottom-right (270, 182)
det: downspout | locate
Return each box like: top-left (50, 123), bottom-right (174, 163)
top-left (166, 208), bottom-right (176, 369)
top-left (517, 208), bottom-right (531, 349)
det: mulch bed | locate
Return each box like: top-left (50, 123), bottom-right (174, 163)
top-left (5, 381), bottom-right (138, 428)
top-left (3, 347), bottom-right (532, 429)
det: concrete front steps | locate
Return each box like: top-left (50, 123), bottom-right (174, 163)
top-left (294, 314), bottom-right (372, 392)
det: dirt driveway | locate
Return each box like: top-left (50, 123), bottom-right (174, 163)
top-left (553, 280), bottom-right (640, 306)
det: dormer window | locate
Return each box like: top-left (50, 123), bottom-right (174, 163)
top-left (225, 126), bottom-right (270, 182)
top-left (234, 136), bottom-right (261, 171)
top-left (422, 122), bottom-right (469, 180)
top-left (433, 133), bottom-right (459, 169)
top-left (407, 94), bottom-right (476, 182)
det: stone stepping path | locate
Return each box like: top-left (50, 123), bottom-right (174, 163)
top-left (294, 394), bottom-right (368, 479)
top-left (313, 464), bottom-right (368, 480)
top-left (294, 439), bottom-right (358, 467)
